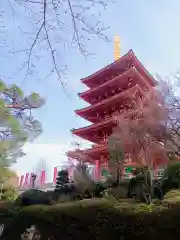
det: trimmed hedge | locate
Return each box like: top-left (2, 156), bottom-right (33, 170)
top-left (1, 197), bottom-right (180, 239)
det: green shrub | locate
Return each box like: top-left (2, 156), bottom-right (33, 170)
top-left (2, 197), bottom-right (180, 239)
top-left (164, 189), bottom-right (180, 199)
top-left (15, 189), bottom-right (51, 206)
top-left (162, 162), bottom-right (180, 194)
top-left (162, 190), bottom-right (180, 208)
top-left (2, 188), bottom-right (18, 201)
top-left (110, 185), bottom-right (128, 199)
top-left (0, 201), bottom-right (13, 217)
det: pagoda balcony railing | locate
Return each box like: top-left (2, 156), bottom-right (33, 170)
top-left (90, 81), bottom-right (134, 105)
top-left (92, 140), bottom-right (108, 149)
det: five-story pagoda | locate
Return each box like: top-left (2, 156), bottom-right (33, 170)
top-left (67, 35), bottom-right (163, 180)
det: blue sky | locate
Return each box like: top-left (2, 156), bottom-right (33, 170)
top-left (1, 0), bottom-right (180, 181)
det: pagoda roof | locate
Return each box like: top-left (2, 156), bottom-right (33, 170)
top-left (67, 144), bottom-right (107, 163)
top-left (71, 117), bottom-right (115, 143)
top-left (75, 84), bottom-right (143, 122)
top-left (78, 67), bottom-right (150, 104)
top-left (67, 144), bottom-right (167, 167)
top-left (81, 50), bottom-right (156, 88)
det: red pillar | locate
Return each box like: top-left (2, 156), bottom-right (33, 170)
top-left (95, 160), bottom-right (100, 180)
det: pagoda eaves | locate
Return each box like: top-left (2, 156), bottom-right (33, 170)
top-left (78, 67), bottom-right (150, 104)
top-left (75, 84), bottom-right (143, 123)
top-left (67, 144), bottom-right (107, 164)
top-left (67, 144), bottom-right (167, 168)
top-left (81, 50), bottom-right (156, 89)
top-left (72, 86), bottom-right (143, 143)
top-left (71, 118), bottom-right (115, 143)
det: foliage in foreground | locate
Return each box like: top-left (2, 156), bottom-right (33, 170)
top-left (0, 79), bottom-right (44, 167)
top-left (0, 188), bottom-right (18, 201)
top-left (1, 192), bottom-right (180, 239)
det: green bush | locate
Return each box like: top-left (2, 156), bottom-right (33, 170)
top-left (15, 189), bottom-right (51, 206)
top-left (110, 185), bottom-right (129, 199)
top-left (1, 197), bottom-right (180, 239)
top-left (0, 201), bottom-right (13, 217)
top-left (164, 189), bottom-right (180, 199)
top-left (161, 162), bottom-right (180, 194)
top-left (2, 188), bottom-right (18, 201)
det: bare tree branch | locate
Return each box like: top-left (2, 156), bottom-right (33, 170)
top-left (2, 0), bottom-right (114, 91)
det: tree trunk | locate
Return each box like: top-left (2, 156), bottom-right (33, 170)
top-left (147, 168), bottom-right (153, 203)
top-left (116, 162), bottom-right (120, 184)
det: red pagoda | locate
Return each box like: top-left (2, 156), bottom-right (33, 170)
top-left (67, 35), bottom-right (166, 180)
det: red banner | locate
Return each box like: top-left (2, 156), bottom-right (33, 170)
top-left (24, 173), bottom-right (29, 186)
top-left (40, 170), bottom-right (46, 185)
top-left (53, 167), bottom-right (57, 184)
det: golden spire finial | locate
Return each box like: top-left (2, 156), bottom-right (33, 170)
top-left (114, 34), bottom-right (120, 61)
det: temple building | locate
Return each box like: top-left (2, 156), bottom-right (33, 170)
top-left (67, 35), bottom-right (165, 180)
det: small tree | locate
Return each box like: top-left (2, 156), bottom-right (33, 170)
top-left (55, 169), bottom-right (69, 191)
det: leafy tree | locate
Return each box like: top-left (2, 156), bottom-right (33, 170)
top-left (1, 188), bottom-right (18, 201)
top-left (0, 168), bottom-right (17, 181)
top-left (0, 79), bottom-right (44, 167)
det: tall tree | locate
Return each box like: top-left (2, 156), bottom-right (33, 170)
top-left (2, 0), bottom-right (114, 88)
top-left (0, 79), bottom-right (44, 167)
